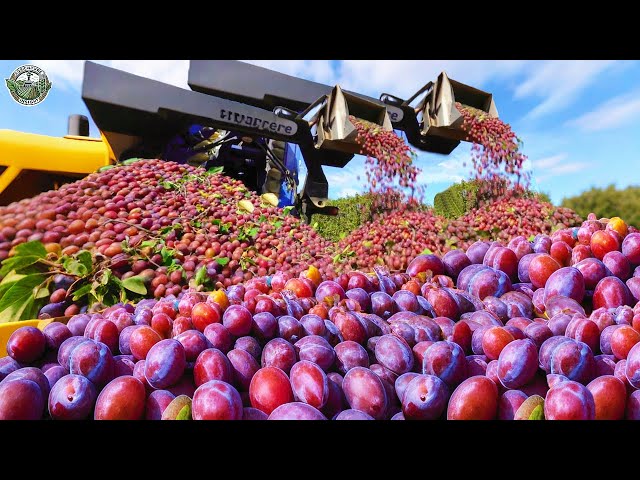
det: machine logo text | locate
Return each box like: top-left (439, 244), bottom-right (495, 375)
top-left (219, 109), bottom-right (297, 136)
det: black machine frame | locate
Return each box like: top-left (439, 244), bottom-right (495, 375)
top-left (82, 60), bottom-right (497, 223)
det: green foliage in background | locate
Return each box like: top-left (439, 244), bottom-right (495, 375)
top-left (562, 184), bottom-right (640, 227)
top-left (312, 182), bottom-right (552, 242)
top-left (311, 194), bottom-right (375, 242)
top-left (311, 193), bottom-right (432, 242)
top-left (434, 179), bottom-right (551, 219)
top-left (433, 181), bottom-right (479, 219)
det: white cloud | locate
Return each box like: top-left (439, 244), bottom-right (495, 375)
top-left (336, 60), bottom-right (528, 102)
top-left (530, 152), bottom-right (592, 181)
top-left (30, 60), bottom-right (190, 91)
top-left (533, 153), bottom-right (568, 169)
top-left (566, 88), bottom-right (640, 132)
top-left (549, 162), bottom-right (591, 175)
top-left (30, 59), bottom-right (533, 113)
top-left (30, 60), bottom-right (85, 91)
top-left (334, 188), bottom-right (361, 198)
top-left (415, 154), bottom-right (466, 185)
top-left (325, 162), bottom-right (367, 199)
top-left (29, 60), bottom-right (332, 93)
top-left (321, 155), bottom-right (367, 199)
top-left (514, 61), bottom-right (622, 120)
top-left (28, 60), bottom-right (627, 126)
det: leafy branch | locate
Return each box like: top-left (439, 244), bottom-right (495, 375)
top-left (0, 241), bottom-right (149, 322)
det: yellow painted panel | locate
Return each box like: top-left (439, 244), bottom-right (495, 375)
top-left (0, 129), bottom-right (113, 174)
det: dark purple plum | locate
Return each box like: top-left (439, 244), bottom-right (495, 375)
top-left (48, 374), bottom-right (97, 420)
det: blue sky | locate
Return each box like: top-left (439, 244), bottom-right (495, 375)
top-left (1, 60), bottom-right (639, 205)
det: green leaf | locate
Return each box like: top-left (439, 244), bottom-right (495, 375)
top-left (0, 271), bottom-right (27, 298)
top-left (246, 227), bottom-right (259, 238)
top-left (62, 258), bottom-right (88, 277)
top-left (273, 221), bottom-right (283, 229)
top-left (258, 215), bottom-right (267, 223)
top-left (363, 241), bottom-right (373, 248)
top-left (121, 276), bottom-right (147, 295)
top-left (166, 262), bottom-right (182, 274)
top-left (528, 405), bottom-right (545, 420)
top-left (34, 287), bottom-right (50, 300)
top-left (528, 235), bottom-right (535, 242)
top-left (0, 273), bottom-right (47, 323)
top-left (206, 166), bottom-right (224, 175)
top-left (421, 248), bottom-right (433, 255)
top-left (15, 241), bottom-right (47, 258)
top-left (283, 206), bottom-right (294, 216)
top-left (0, 256), bottom-right (42, 278)
top-left (75, 250), bottom-right (93, 271)
top-left (0, 241), bottom-right (48, 278)
top-left (195, 266), bottom-right (207, 286)
top-left (140, 240), bottom-right (158, 249)
top-left (176, 404), bottom-right (192, 420)
top-left (72, 283), bottom-right (93, 301)
top-left (99, 269), bottom-right (113, 286)
top-left (216, 257), bottom-right (230, 267)
top-left (160, 247), bottom-right (175, 266)
top-left (23, 287), bottom-right (50, 320)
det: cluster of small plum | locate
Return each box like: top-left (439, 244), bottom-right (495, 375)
top-left (336, 198), bottom-right (583, 273)
top-left (0, 160), bottom-right (337, 310)
top-left (335, 210), bottom-right (451, 271)
top-left (1, 213), bottom-right (640, 420)
top-left (456, 197), bottom-right (584, 243)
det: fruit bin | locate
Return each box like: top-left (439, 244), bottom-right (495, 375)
top-left (0, 317), bottom-right (69, 357)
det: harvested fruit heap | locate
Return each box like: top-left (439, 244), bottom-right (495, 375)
top-left (337, 198), bottom-right (583, 272)
top-left (2, 214), bottom-right (640, 420)
top-left (0, 154), bottom-right (584, 319)
top-left (0, 160), bottom-right (341, 318)
top-left (334, 210), bottom-right (447, 272)
top-left (456, 197), bottom-right (583, 244)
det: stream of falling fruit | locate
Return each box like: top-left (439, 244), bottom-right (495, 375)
top-left (455, 102), bottom-right (531, 206)
top-left (349, 104), bottom-right (532, 218)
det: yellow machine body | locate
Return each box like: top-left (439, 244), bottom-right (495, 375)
top-left (0, 129), bottom-right (115, 204)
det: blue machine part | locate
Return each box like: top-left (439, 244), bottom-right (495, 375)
top-left (278, 143), bottom-right (300, 208)
top-left (162, 124), bottom-right (216, 164)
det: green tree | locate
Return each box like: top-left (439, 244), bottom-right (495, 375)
top-left (433, 179), bottom-right (553, 219)
top-left (311, 193), bottom-right (430, 241)
top-left (561, 184), bottom-right (640, 227)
